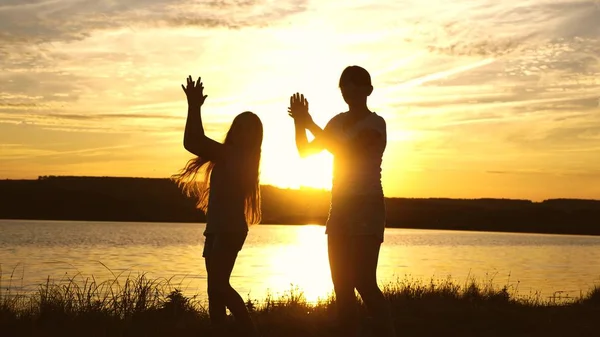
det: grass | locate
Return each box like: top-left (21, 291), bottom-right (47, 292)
top-left (0, 270), bottom-right (599, 337)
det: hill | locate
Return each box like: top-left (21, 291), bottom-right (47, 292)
top-left (1, 176), bottom-right (599, 236)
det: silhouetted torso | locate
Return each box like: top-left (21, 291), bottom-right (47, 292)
top-left (329, 112), bottom-right (386, 199)
top-left (324, 112), bottom-right (387, 241)
top-left (204, 151), bottom-right (247, 235)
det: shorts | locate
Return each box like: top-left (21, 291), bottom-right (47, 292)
top-left (326, 195), bottom-right (386, 242)
top-left (202, 232), bottom-right (247, 258)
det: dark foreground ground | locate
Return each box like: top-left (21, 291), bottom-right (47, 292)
top-left (1, 274), bottom-right (599, 337)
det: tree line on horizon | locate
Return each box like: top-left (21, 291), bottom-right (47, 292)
top-left (0, 175), bottom-right (599, 236)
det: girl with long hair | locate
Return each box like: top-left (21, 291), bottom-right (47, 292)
top-left (173, 76), bottom-right (263, 336)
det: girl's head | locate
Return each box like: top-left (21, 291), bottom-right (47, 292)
top-left (224, 111), bottom-right (263, 151)
top-left (173, 111), bottom-right (263, 225)
top-left (339, 65), bottom-right (373, 106)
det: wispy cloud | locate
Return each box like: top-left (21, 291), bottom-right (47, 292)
top-left (0, 0), bottom-right (308, 46)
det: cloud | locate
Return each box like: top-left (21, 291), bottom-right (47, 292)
top-left (377, 0), bottom-right (599, 138)
top-left (0, 0), bottom-right (307, 46)
top-left (0, 71), bottom-right (82, 100)
top-left (0, 0), bottom-right (312, 133)
top-left (0, 0), bottom-right (309, 87)
top-left (486, 170), bottom-right (554, 175)
top-left (506, 119), bottom-right (600, 151)
top-left (0, 122), bottom-right (192, 171)
top-left (415, 0), bottom-right (600, 58)
top-left (43, 113), bottom-right (182, 121)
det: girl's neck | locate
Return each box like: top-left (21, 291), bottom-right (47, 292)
top-left (348, 104), bottom-right (371, 117)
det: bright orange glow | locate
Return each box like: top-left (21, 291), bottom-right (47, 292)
top-left (261, 150), bottom-right (333, 190)
top-left (263, 225), bottom-right (333, 303)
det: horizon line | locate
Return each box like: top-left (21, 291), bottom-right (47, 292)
top-left (2, 175), bottom-right (600, 203)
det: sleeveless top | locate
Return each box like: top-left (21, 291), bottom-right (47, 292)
top-left (323, 112), bottom-right (387, 242)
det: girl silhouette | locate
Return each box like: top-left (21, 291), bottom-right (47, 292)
top-left (288, 66), bottom-right (396, 337)
top-left (173, 76), bottom-right (263, 336)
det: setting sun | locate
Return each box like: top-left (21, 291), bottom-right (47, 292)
top-left (261, 148), bottom-right (333, 190)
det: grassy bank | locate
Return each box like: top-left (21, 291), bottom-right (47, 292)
top-left (1, 273), bottom-right (599, 337)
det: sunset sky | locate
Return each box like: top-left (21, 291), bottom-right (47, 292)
top-left (1, 0), bottom-right (599, 200)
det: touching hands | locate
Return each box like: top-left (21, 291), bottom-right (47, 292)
top-left (288, 93), bottom-right (313, 127)
top-left (182, 76), bottom-right (208, 106)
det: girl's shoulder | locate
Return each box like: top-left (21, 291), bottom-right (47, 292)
top-left (326, 112), bottom-right (348, 129)
top-left (367, 112), bottom-right (386, 129)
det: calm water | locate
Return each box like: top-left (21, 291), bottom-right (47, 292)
top-left (1, 220), bottom-right (599, 303)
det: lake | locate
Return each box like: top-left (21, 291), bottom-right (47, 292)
top-left (1, 219), bottom-right (599, 303)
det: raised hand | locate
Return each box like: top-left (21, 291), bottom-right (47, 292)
top-left (288, 92), bottom-right (312, 126)
top-left (181, 75), bottom-right (208, 106)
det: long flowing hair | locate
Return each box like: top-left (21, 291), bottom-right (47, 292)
top-left (172, 111), bottom-right (263, 225)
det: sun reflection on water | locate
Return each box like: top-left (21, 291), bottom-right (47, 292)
top-left (262, 225), bottom-right (333, 303)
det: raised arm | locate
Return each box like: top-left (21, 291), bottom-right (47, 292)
top-left (289, 93), bottom-right (337, 157)
top-left (181, 76), bottom-right (227, 161)
top-left (289, 93), bottom-right (385, 157)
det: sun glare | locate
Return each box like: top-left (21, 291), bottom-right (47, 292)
top-left (263, 225), bottom-right (333, 303)
top-left (294, 152), bottom-right (333, 189)
top-left (261, 141), bottom-right (334, 190)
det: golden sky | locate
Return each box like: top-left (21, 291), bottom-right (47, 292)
top-left (1, 0), bottom-right (599, 201)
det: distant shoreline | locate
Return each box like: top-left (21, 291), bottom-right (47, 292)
top-left (3, 175), bottom-right (600, 203)
top-left (1, 176), bottom-right (600, 237)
